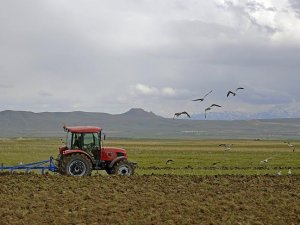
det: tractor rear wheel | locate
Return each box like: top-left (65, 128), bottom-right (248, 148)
top-left (111, 160), bottom-right (134, 176)
top-left (63, 154), bottom-right (92, 176)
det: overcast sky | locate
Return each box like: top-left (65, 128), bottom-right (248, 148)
top-left (1, 0), bottom-right (300, 118)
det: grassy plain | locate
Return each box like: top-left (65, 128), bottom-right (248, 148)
top-left (0, 138), bottom-right (299, 175)
top-left (1, 138), bottom-right (300, 225)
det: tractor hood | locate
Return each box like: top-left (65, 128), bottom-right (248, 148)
top-left (102, 147), bottom-right (127, 154)
top-left (101, 147), bottom-right (128, 161)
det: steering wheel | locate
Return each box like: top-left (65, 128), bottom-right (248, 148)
top-left (84, 143), bottom-right (93, 149)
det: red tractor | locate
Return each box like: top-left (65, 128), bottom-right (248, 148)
top-left (57, 126), bottom-right (136, 176)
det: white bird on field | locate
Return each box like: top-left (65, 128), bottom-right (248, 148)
top-left (288, 169), bottom-right (292, 176)
top-left (276, 171), bottom-right (282, 176)
top-left (219, 144), bottom-right (232, 151)
top-left (284, 142), bottom-right (295, 152)
top-left (260, 157), bottom-right (272, 164)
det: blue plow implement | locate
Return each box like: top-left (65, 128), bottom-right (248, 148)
top-left (0, 156), bottom-right (58, 174)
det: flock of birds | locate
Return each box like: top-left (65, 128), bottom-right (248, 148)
top-left (259, 146), bottom-right (294, 176)
top-left (173, 87), bottom-right (244, 119)
top-left (170, 87), bottom-right (297, 176)
top-left (221, 141), bottom-right (295, 175)
top-left (165, 141), bottom-right (296, 175)
top-left (218, 142), bottom-right (295, 152)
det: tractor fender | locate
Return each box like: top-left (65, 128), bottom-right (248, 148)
top-left (108, 156), bottom-right (126, 168)
top-left (62, 150), bottom-right (94, 164)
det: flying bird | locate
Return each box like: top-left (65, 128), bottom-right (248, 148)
top-left (192, 90), bottom-right (213, 102)
top-left (219, 144), bottom-right (232, 151)
top-left (227, 87), bottom-right (244, 97)
top-left (173, 111), bottom-right (191, 119)
top-left (210, 104), bottom-right (222, 108)
top-left (204, 107), bottom-right (211, 119)
top-left (284, 142), bottom-right (295, 152)
top-left (236, 87), bottom-right (244, 92)
top-left (227, 91), bottom-right (236, 97)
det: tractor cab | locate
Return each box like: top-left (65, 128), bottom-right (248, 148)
top-left (58, 125), bottom-right (136, 176)
top-left (64, 126), bottom-right (102, 160)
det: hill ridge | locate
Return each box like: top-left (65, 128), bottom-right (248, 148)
top-left (0, 109), bottom-right (300, 139)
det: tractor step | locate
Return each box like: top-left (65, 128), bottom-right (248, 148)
top-left (94, 160), bottom-right (106, 170)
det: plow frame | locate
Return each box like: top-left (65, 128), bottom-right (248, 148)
top-left (0, 156), bottom-right (58, 174)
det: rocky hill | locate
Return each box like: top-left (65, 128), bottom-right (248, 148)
top-left (0, 108), bottom-right (300, 139)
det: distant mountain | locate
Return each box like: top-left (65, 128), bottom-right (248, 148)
top-left (0, 109), bottom-right (300, 139)
top-left (120, 108), bottom-right (159, 118)
top-left (192, 105), bottom-right (300, 120)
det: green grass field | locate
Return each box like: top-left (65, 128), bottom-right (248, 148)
top-left (1, 138), bottom-right (300, 224)
top-left (0, 138), bottom-right (299, 175)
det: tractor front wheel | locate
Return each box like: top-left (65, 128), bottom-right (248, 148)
top-left (111, 160), bottom-right (134, 176)
top-left (63, 154), bottom-right (92, 176)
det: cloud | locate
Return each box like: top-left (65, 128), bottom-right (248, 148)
top-left (133, 83), bottom-right (188, 98)
top-left (290, 0), bottom-right (300, 16)
top-left (0, 0), bottom-right (300, 118)
top-left (0, 84), bottom-right (13, 89)
top-left (38, 91), bottom-right (53, 97)
top-left (134, 84), bottom-right (159, 96)
top-left (162, 87), bottom-right (176, 96)
top-left (220, 0), bottom-right (278, 34)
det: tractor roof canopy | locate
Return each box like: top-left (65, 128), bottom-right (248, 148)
top-left (63, 126), bottom-right (102, 133)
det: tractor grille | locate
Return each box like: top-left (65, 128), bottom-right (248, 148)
top-left (117, 152), bottom-right (125, 157)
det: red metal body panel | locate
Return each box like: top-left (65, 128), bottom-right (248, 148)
top-left (62, 149), bottom-right (93, 160)
top-left (64, 126), bottom-right (102, 133)
top-left (101, 147), bottom-right (127, 161)
top-left (60, 148), bottom-right (127, 163)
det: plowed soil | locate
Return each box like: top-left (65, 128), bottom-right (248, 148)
top-left (0, 174), bottom-right (300, 225)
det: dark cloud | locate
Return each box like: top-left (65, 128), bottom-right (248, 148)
top-left (38, 91), bottom-right (53, 97)
top-left (166, 20), bottom-right (236, 39)
top-left (0, 84), bottom-right (13, 89)
top-left (290, 0), bottom-right (300, 15)
top-left (0, 0), bottom-right (299, 117)
top-left (246, 1), bottom-right (277, 12)
top-left (221, 1), bottom-right (278, 34)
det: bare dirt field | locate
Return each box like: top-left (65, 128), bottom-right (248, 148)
top-left (0, 173), bottom-right (300, 225)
